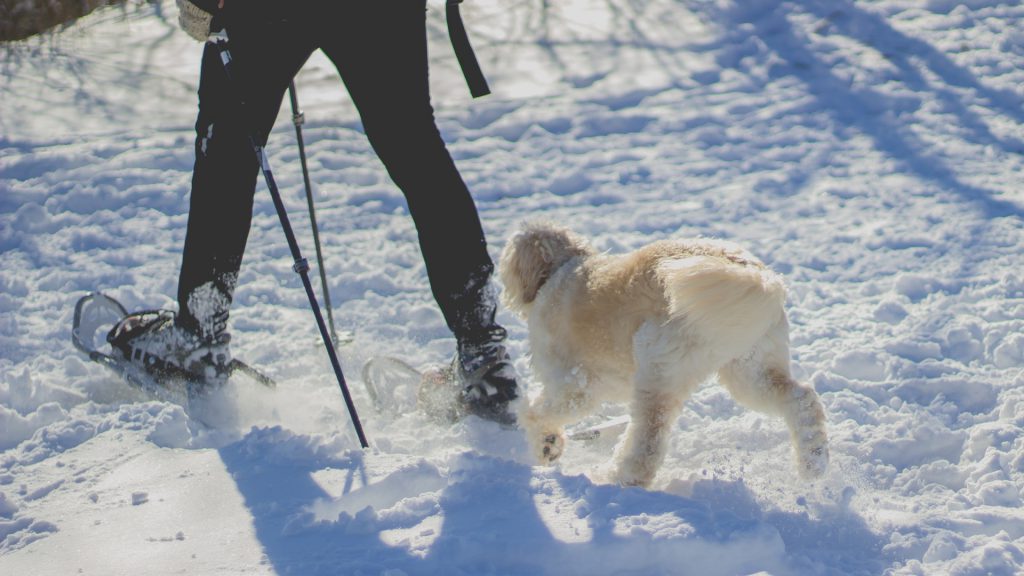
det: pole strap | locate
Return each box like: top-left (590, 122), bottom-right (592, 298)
top-left (446, 0), bottom-right (490, 98)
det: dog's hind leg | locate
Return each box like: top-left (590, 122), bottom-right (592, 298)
top-left (612, 322), bottom-right (707, 488)
top-left (717, 319), bottom-right (829, 479)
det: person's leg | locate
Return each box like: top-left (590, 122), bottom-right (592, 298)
top-left (177, 14), bottom-right (316, 340)
top-left (318, 0), bottom-right (517, 417)
top-left (318, 1), bottom-right (497, 338)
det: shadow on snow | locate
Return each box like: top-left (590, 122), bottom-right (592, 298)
top-left (218, 427), bottom-right (887, 576)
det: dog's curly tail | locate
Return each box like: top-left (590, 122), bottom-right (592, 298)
top-left (660, 256), bottom-right (787, 357)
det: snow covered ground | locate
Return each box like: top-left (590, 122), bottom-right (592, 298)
top-left (2, 0), bottom-right (1024, 573)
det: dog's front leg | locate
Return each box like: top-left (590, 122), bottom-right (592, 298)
top-left (611, 322), bottom-right (699, 487)
top-left (523, 367), bottom-right (602, 464)
top-left (612, 389), bottom-right (686, 488)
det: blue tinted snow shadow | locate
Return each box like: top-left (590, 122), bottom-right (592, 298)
top-left (219, 428), bottom-right (887, 575)
top-left (216, 428), bottom-right (417, 575)
top-left (697, 0), bottom-right (1024, 221)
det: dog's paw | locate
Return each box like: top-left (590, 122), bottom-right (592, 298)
top-left (799, 444), bottom-right (829, 479)
top-left (523, 412), bottom-right (566, 464)
top-left (540, 432), bottom-right (565, 463)
top-left (796, 431), bottom-right (829, 479)
top-left (611, 467), bottom-right (652, 488)
top-left (610, 458), bottom-right (656, 488)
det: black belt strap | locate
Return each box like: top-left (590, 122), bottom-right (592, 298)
top-left (446, 0), bottom-right (491, 98)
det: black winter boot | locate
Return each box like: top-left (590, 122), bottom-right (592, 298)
top-left (454, 327), bottom-right (519, 427)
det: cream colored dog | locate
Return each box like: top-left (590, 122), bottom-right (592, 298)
top-left (499, 222), bottom-right (828, 487)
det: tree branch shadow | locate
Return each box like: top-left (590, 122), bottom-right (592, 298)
top-left (702, 0), bottom-right (1024, 220)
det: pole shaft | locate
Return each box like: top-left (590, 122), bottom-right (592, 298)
top-left (288, 83), bottom-right (339, 347)
top-left (212, 36), bottom-right (368, 448)
top-left (259, 147), bottom-right (369, 448)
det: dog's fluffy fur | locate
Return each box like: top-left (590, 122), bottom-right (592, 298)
top-left (499, 222), bottom-right (828, 487)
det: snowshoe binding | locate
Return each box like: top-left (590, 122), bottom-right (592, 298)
top-left (107, 309), bottom-right (232, 393)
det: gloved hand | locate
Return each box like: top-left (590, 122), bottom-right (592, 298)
top-left (176, 0), bottom-right (224, 42)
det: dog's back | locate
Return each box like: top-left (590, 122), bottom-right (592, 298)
top-left (659, 250), bottom-right (786, 360)
top-left (542, 239), bottom-right (784, 382)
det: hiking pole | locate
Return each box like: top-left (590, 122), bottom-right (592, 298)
top-left (208, 29), bottom-right (369, 449)
top-left (287, 81), bottom-right (342, 350)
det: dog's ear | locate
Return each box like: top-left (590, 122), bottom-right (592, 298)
top-left (498, 222), bottom-right (593, 314)
top-left (498, 229), bottom-right (551, 313)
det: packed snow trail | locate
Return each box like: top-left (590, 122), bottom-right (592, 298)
top-left (2, 1), bottom-right (1024, 574)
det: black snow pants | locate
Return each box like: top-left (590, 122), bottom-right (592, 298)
top-left (176, 0), bottom-right (500, 343)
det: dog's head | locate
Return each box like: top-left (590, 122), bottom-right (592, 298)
top-left (498, 221), bottom-right (594, 316)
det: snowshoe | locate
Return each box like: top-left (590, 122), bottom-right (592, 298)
top-left (362, 352), bottom-right (517, 427)
top-left (361, 356), bottom-right (466, 424)
top-left (360, 353), bottom-right (629, 440)
top-left (72, 293), bottom-right (275, 404)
